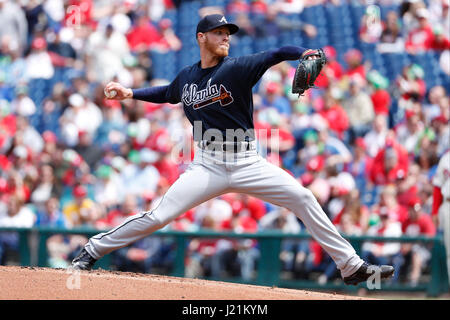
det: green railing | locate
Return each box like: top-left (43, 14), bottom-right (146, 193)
top-left (0, 226), bottom-right (448, 297)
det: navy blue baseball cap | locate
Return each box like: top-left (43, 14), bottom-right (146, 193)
top-left (196, 14), bottom-right (239, 35)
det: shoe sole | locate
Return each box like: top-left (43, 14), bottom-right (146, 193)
top-left (344, 269), bottom-right (395, 286)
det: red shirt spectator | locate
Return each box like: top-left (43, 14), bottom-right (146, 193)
top-left (250, 0), bottom-right (268, 15)
top-left (344, 49), bottom-right (366, 84)
top-left (319, 102), bottom-right (349, 139)
top-left (227, 0), bottom-right (250, 15)
top-left (315, 46), bottom-right (344, 88)
top-left (402, 198), bottom-right (436, 236)
top-left (405, 8), bottom-right (434, 54)
top-left (126, 15), bottom-right (161, 52)
top-left (370, 138), bottom-right (409, 185)
top-left (371, 89), bottom-right (391, 116)
top-left (428, 29), bottom-right (450, 50)
top-left (154, 155), bottom-right (180, 185)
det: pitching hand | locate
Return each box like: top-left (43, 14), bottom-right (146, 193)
top-left (104, 82), bottom-right (133, 100)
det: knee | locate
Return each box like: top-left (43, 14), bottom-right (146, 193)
top-left (147, 209), bottom-right (176, 230)
top-left (294, 187), bottom-right (316, 205)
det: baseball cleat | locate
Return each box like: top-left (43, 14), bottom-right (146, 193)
top-left (343, 262), bottom-right (395, 286)
top-left (71, 248), bottom-right (97, 271)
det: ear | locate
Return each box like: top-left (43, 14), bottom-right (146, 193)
top-left (197, 32), bottom-right (206, 43)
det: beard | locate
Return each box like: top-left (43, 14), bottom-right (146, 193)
top-left (205, 37), bottom-right (229, 57)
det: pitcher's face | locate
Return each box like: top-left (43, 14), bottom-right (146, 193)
top-left (203, 26), bottom-right (230, 57)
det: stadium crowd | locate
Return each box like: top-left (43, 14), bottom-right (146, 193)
top-left (0, 0), bottom-right (449, 287)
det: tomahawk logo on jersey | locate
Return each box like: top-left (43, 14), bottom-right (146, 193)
top-left (182, 79), bottom-right (234, 110)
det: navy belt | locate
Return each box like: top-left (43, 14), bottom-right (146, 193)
top-left (198, 140), bottom-right (256, 153)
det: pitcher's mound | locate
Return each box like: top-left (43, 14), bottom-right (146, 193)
top-left (0, 266), bottom-right (369, 300)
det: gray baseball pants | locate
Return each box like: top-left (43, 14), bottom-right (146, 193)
top-left (85, 143), bottom-right (364, 278)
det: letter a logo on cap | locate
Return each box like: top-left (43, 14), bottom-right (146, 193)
top-left (220, 16), bottom-right (227, 23)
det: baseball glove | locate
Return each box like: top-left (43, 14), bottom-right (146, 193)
top-left (292, 48), bottom-right (327, 96)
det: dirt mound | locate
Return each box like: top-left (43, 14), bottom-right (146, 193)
top-left (0, 266), bottom-right (368, 300)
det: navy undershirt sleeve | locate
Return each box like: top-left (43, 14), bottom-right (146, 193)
top-left (265, 46), bottom-right (308, 65)
top-left (236, 46), bottom-right (307, 86)
top-left (131, 85), bottom-right (169, 103)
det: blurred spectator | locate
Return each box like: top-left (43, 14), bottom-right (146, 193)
top-left (35, 196), bottom-right (67, 228)
top-left (226, 0), bottom-right (250, 16)
top-left (318, 86), bottom-right (349, 139)
top-left (423, 85), bottom-right (447, 123)
top-left (62, 184), bottom-right (99, 227)
top-left (274, 0), bottom-right (305, 14)
top-left (10, 85), bottom-right (36, 117)
top-left (86, 23), bottom-right (131, 84)
top-left (343, 76), bottom-right (375, 141)
top-left (428, 25), bottom-right (450, 50)
top-left (95, 194), bottom-right (136, 230)
top-left (259, 206), bottom-right (304, 275)
top-left (395, 64), bottom-right (427, 112)
top-left (345, 137), bottom-right (373, 195)
top-left (123, 148), bottom-right (160, 197)
top-left (15, 115), bottom-right (44, 155)
top-left (230, 13), bottom-right (255, 38)
top-left (47, 26), bottom-right (77, 68)
top-left (413, 127), bottom-right (439, 171)
top-left (153, 18), bottom-right (182, 53)
top-left (314, 46), bottom-right (344, 89)
top-left (74, 131), bottom-right (103, 170)
top-left (364, 114), bottom-right (389, 158)
top-left (60, 93), bottom-right (103, 146)
top-left (371, 184), bottom-right (409, 224)
top-left (94, 98), bottom-right (127, 148)
top-left (254, 5), bottom-right (317, 39)
top-left (429, 0), bottom-right (450, 39)
top-left (30, 164), bottom-right (60, 211)
top-left (333, 189), bottom-right (370, 234)
top-left (0, 194), bottom-right (35, 264)
top-left (367, 70), bottom-right (391, 117)
top-left (400, 0), bottom-right (427, 35)
top-left (92, 164), bottom-right (124, 212)
top-left (395, 163), bottom-right (422, 207)
top-left (37, 84), bottom-right (66, 134)
top-left (343, 49), bottom-right (366, 84)
top-left (318, 127), bottom-right (353, 168)
top-left (2, 170), bottom-right (32, 203)
top-left (359, 5), bottom-right (383, 43)
top-left (250, 0), bottom-right (269, 15)
top-left (25, 36), bottom-right (55, 80)
top-left (369, 136), bottom-right (409, 185)
top-left (260, 81), bottom-right (291, 116)
top-left (362, 206), bottom-right (404, 282)
top-left (377, 10), bottom-right (405, 53)
top-left (126, 14), bottom-right (161, 52)
top-left (0, 0), bottom-right (28, 55)
top-left (400, 196), bottom-right (436, 286)
top-left (405, 8), bottom-right (434, 54)
top-left (395, 109), bottom-right (425, 154)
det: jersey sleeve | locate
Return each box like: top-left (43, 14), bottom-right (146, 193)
top-left (235, 46), bottom-right (306, 86)
top-left (132, 72), bottom-right (183, 104)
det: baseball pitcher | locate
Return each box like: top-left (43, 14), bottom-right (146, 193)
top-left (72, 14), bottom-right (394, 285)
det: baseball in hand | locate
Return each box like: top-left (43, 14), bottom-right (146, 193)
top-left (104, 89), bottom-right (117, 98)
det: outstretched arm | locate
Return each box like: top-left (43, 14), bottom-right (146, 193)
top-left (104, 82), bottom-right (171, 103)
